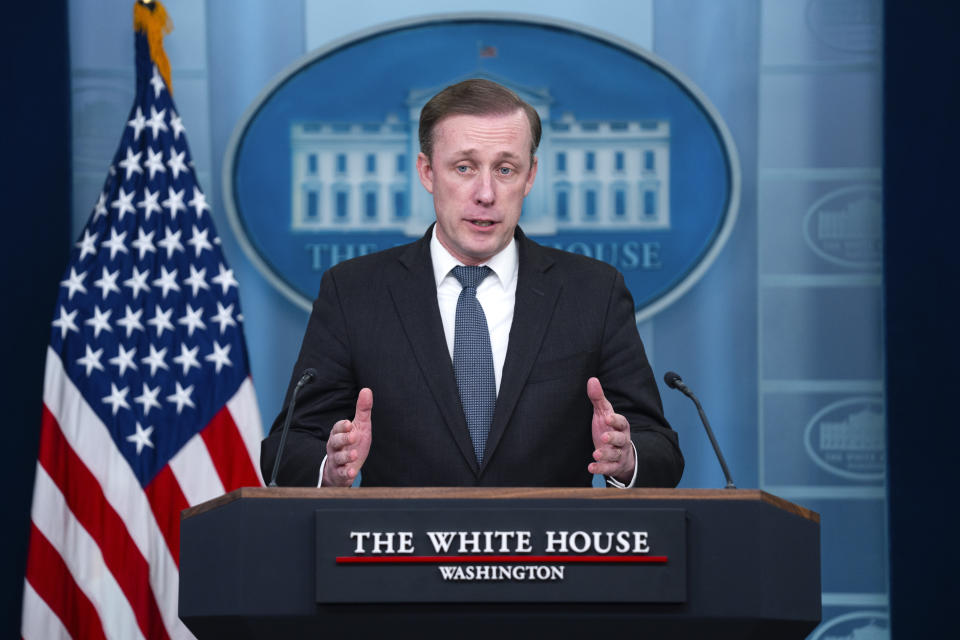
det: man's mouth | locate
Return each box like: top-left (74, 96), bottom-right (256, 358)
top-left (469, 220), bottom-right (495, 228)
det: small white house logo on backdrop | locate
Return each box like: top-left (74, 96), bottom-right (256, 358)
top-left (810, 611), bottom-right (889, 640)
top-left (803, 185), bottom-right (882, 268)
top-left (804, 397), bottom-right (885, 481)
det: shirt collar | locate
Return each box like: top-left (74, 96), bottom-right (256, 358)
top-left (430, 225), bottom-right (518, 290)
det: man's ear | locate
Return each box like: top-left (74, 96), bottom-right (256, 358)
top-left (416, 152), bottom-right (434, 194)
top-left (523, 155), bottom-right (538, 197)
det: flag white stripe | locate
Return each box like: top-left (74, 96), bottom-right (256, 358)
top-left (21, 579), bottom-right (73, 640)
top-left (31, 464), bottom-right (147, 640)
top-left (42, 347), bottom-right (194, 640)
top-left (169, 433), bottom-right (226, 506)
top-left (226, 376), bottom-right (264, 484)
top-left (43, 348), bottom-right (156, 558)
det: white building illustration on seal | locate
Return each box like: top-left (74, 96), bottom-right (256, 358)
top-left (290, 73), bottom-right (671, 235)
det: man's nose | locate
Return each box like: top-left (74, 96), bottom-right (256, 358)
top-left (474, 171), bottom-right (495, 206)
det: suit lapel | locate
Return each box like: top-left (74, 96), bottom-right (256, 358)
top-left (388, 229), bottom-right (480, 475)
top-left (481, 231), bottom-right (562, 474)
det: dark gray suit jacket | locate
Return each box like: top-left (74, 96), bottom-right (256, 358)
top-left (261, 226), bottom-right (683, 487)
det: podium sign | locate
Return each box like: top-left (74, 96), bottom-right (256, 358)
top-left (315, 506), bottom-right (687, 603)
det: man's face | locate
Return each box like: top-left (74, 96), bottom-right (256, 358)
top-left (416, 110), bottom-right (538, 265)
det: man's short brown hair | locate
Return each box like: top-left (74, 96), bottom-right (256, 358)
top-left (418, 78), bottom-right (542, 161)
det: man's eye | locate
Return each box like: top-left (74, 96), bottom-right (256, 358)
top-left (498, 167), bottom-right (513, 176)
top-left (456, 165), bottom-right (469, 173)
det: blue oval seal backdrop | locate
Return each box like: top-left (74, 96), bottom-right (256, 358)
top-left (224, 15), bottom-right (740, 322)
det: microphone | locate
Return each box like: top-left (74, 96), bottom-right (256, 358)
top-left (268, 368), bottom-right (317, 487)
top-left (663, 371), bottom-right (736, 489)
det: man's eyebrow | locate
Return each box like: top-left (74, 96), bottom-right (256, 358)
top-left (451, 148), bottom-right (522, 161)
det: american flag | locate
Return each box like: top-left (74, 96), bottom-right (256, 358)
top-left (21, 15), bottom-right (263, 640)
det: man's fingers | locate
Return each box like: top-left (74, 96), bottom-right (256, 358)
top-left (601, 430), bottom-right (631, 448)
top-left (589, 441), bottom-right (635, 477)
top-left (606, 411), bottom-right (630, 431)
top-left (332, 448), bottom-right (358, 466)
top-left (594, 444), bottom-right (626, 463)
top-left (327, 422), bottom-right (354, 451)
top-left (587, 377), bottom-right (612, 415)
top-left (589, 461), bottom-right (621, 476)
top-left (354, 387), bottom-right (373, 425)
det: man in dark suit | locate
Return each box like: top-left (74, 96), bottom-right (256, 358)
top-left (261, 79), bottom-right (683, 488)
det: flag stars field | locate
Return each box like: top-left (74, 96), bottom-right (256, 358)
top-left (77, 345), bottom-right (105, 377)
top-left (185, 264), bottom-right (209, 295)
top-left (109, 343), bottom-right (137, 376)
top-left (145, 105), bottom-right (167, 139)
top-left (52, 307), bottom-right (78, 339)
top-left (188, 187), bottom-right (210, 216)
top-left (94, 266), bottom-right (121, 299)
top-left (137, 188), bottom-right (162, 220)
top-left (60, 267), bottom-right (87, 300)
top-left (84, 305), bottom-right (113, 338)
top-left (144, 147), bottom-right (165, 179)
top-left (157, 226), bottom-right (184, 257)
top-left (167, 149), bottom-right (187, 180)
top-left (126, 422), bottom-right (155, 455)
top-left (212, 263), bottom-right (238, 294)
top-left (123, 265), bottom-right (151, 298)
top-left (161, 187), bottom-right (186, 219)
top-left (149, 65), bottom-right (165, 98)
top-left (119, 147), bottom-right (143, 180)
top-left (102, 382), bottom-right (130, 415)
top-left (76, 229), bottom-right (98, 260)
top-left (111, 187), bottom-right (137, 220)
top-left (132, 226), bottom-right (156, 258)
top-left (134, 382), bottom-right (162, 416)
top-left (102, 227), bottom-right (129, 260)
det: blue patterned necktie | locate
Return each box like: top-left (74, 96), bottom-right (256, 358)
top-left (451, 265), bottom-right (497, 464)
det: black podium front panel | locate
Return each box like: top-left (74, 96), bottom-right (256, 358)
top-left (179, 488), bottom-right (820, 639)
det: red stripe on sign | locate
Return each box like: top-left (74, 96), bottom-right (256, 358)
top-left (336, 555), bottom-right (668, 564)
top-left (25, 524), bottom-right (107, 640)
top-left (145, 465), bottom-right (189, 566)
top-left (37, 407), bottom-right (171, 640)
top-left (200, 406), bottom-right (262, 490)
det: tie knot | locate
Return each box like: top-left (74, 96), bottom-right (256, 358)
top-left (452, 265), bottom-right (492, 290)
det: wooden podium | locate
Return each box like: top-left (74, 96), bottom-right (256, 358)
top-left (179, 487), bottom-right (820, 639)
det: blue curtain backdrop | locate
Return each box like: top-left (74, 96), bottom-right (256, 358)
top-left (2, 1), bottom-right (956, 638)
top-left (883, 1), bottom-right (960, 635)
top-left (0, 1), bottom-right (71, 634)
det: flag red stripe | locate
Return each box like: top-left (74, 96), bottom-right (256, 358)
top-left (25, 524), bottom-right (107, 640)
top-left (37, 406), bottom-right (170, 640)
top-left (201, 405), bottom-right (261, 491)
top-left (145, 465), bottom-right (189, 567)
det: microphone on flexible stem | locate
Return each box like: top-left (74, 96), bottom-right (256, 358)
top-left (663, 371), bottom-right (736, 489)
top-left (268, 368), bottom-right (317, 487)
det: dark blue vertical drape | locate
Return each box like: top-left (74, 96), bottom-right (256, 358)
top-left (0, 3), bottom-right (71, 635)
top-left (884, 0), bottom-right (960, 634)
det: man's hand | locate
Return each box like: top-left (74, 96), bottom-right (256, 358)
top-left (587, 377), bottom-right (635, 484)
top-left (322, 388), bottom-right (373, 487)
